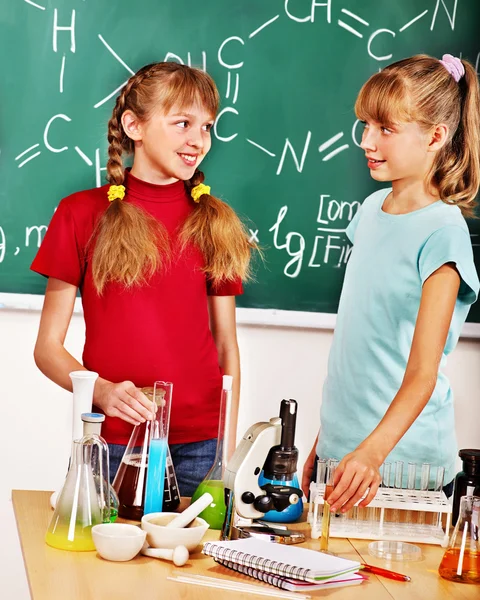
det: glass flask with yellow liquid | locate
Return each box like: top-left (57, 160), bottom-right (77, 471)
top-left (191, 375), bottom-right (233, 530)
top-left (439, 495), bottom-right (480, 585)
top-left (45, 435), bottom-right (112, 551)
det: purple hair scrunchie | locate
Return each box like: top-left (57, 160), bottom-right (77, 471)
top-left (439, 54), bottom-right (465, 82)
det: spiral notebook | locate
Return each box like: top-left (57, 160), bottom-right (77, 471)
top-left (202, 538), bottom-right (360, 583)
top-left (216, 558), bottom-right (365, 592)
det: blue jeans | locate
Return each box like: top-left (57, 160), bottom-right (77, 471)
top-left (108, 438), bottom-right (217, 497)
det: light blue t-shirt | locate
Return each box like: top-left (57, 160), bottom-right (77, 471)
top-left (317, 188), bottom-right (479, 485)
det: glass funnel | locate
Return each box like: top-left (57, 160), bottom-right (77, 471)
top-left (191, 375), bottom-right (233, 529)
top-left (439, 495), bottom-right (480, 584)
top-left (112, 382), bottom-right (173, 519)
top-left (45, 435), bottom-right (111, 551)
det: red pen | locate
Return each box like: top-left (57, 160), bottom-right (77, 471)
top-left (361, 563), bottom-right (411, 582)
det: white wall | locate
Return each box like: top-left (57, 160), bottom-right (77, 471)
top-left (1, 308), bottom-right (480, 598)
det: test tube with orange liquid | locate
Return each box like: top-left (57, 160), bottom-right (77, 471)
top-left (320, 459), bottom-right (338, 552)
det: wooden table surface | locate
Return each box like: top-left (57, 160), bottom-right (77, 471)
top-left (12, 490), bottom-right (478, 600)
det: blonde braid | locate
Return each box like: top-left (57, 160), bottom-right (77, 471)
top-left (90, 66), bottom-right (172, 294)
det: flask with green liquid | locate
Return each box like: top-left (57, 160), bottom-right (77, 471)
top-left (190, 375), bottom-right (233, 529)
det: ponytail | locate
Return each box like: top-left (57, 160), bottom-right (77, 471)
top-left (181, 171), bottom-right (255, 286)
top-left (427, 60), bottom-right (480, 218)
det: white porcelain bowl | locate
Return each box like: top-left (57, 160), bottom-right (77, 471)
top-left (92, 523), bottom-right (146, 562)
top-left (141, 512), bottom-right (209, 552)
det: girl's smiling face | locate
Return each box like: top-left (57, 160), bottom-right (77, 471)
top-left (123, 102), bottom-right (215, 185)
top-left (360, 119), bottom-right (435, 186)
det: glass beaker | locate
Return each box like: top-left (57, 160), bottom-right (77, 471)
top-left (191, 375), bottom-right (233, 529)
top-left (45, 435), bottom-right (111, 551)
top-left (113, 382), bottom-right (174, 519)
top-left (438, 495), bottom-right (480, 584)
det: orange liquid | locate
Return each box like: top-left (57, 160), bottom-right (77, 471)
top-left (438, 548), bottom-right (480, 584)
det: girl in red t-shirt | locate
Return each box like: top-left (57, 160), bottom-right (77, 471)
top-left (32, 62), bottom-right (254, 495)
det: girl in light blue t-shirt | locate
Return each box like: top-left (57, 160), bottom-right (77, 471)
top-left (302, 54), bottom-right (480, 514)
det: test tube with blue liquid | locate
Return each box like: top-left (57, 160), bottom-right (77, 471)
top-left (144, 381), bottom-right (173, 515)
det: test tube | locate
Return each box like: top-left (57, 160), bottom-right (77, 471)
top-left (382, 462), bottom-right (392, 488)
top-left (393, 461), bottom-right (404, 526)
top-left (407, 462), bottom-right (417, 490)
top-left (418, 462), bottom-right (431, 526)
top-left (366, 481), bottom-right (379, 532)
top-left (434, 466), bottom-right (445, 529)
top-left (406, 462), bottom-right (417, 526)
top-left (317, 459), bottom-right (327, 523)
top-left (320, 459), bottom-right (338, 552)
top-left (394, 461), bottom-right (404, 489)
top-left (381, 463), bottom-right (391, 528)
top-left (308, 458), bottom-right (327, 526)
top-left (316, 458), bottom-right (327, 485)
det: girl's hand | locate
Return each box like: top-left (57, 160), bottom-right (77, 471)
top-left (94, 378), bottom-right (154, 426)
top-left (327, 448), bottom-right (382, 513)
top-left (301, 449), bottom-right (317, 497)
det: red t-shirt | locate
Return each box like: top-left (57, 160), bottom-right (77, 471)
top-left (31, 171), bottom-right (243, 445)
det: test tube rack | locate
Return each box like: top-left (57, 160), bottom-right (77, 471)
top-left (308, 481), bottom-right (452, 546)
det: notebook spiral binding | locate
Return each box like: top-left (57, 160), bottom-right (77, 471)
top-left (203, 542), bottom-right (311, 580)
top-left (215, 558), bottom-right (294, 591)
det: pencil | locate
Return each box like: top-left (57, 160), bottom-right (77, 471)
top-left (361, 563), bottom-right (411, 582)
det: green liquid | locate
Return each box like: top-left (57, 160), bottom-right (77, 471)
top-left (109, 507), bottom-right (118, 523)
top-left (191, 480), bottom-right (226, 530)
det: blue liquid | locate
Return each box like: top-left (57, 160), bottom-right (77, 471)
top-left (258, 472), bottom-right (304, 523)
top-left (144, 438), bottom-right (168, 515)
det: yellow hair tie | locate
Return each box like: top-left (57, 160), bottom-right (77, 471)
top-left (108, 184), bottom-right (126, 202)
top-left (191, 183), bottom-right (211, 203)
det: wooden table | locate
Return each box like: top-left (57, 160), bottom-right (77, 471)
top-left (12, 490), bottom-right (478, 600)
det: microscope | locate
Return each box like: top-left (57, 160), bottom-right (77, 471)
top-left (221, 399), bottom-right (305, 543)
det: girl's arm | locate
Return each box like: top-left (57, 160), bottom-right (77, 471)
top-left (301, 432), bottom-right (319, 496)
top-left (327, 263), bottom-right (461, 513)
top-left (34, 277), bottom-right (153, 426)
top-left (208, 295), bottom-right (240, 460)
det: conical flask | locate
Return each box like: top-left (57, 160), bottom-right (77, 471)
top-left (113, 382), bottom-right (173, 520)
top-left (45, 435), bottom-right (111, 551)
top-left (191, 375), bottom-right (233, 529)
top-left (439, 495), bottom-right (480, 584)
top-left (50, 371), bottom-right (99, 510)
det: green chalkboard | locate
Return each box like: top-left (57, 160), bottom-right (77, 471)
top-left (1, 0), bottom-right (479, 321)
